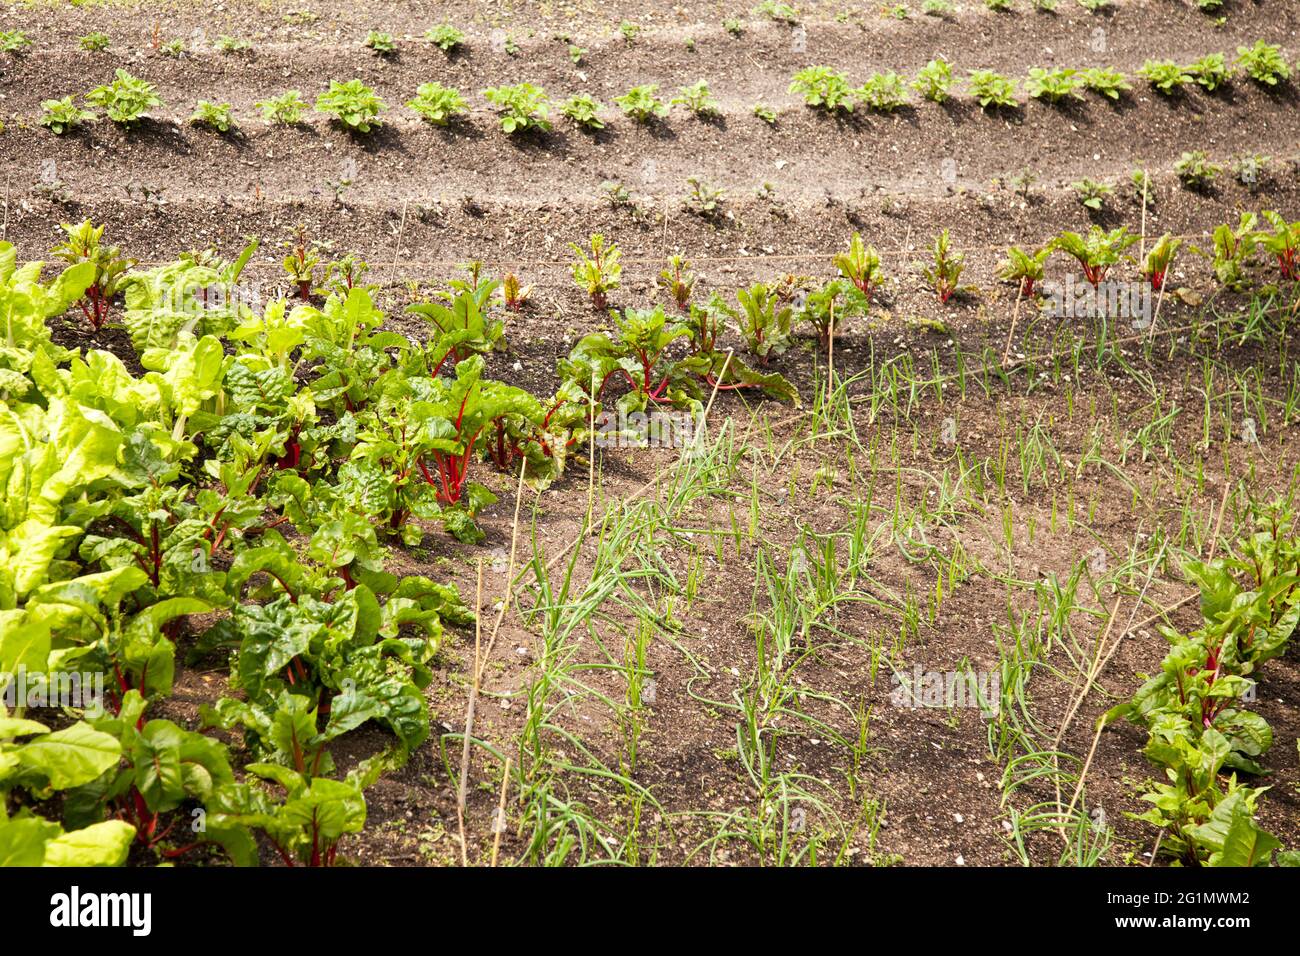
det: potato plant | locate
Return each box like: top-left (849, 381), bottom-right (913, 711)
top-left (40, 96), bottom-right (96, 134)
top-left (316, 80), bottom-right (386, 133)
top-left (191, 100), bottom-right (237, 133)
top-left (1080, 67), bottom-right (1131, 101)
top-left (407, 83), bottom-right (469, 126)
top-left (425, 24), bottom-right (464, 52)
top-left (1174, 150), bottom-right (1223, 191)
top-left (0, 29), bottom-right (31, 53)
top-left (1188, 53), bottom-right (1231, 92)
top-left (857, 72), bottom-right (909, 112)
top-left (672, 80), bottom-right (720, 118)
top-left (364, 31), bottom-right (396, 54)
top-left (1025, 67), bottom-right (1083, 103)
top-left (482, 83), bottom-right (552, 133)
top-left (789, 66), bottom-right (855, 112)
top-left (1139, 60), bottom-right (1191, 95)
top-left (911, 58), bottom-right (954, 102)
top-left (86, 69), bottom-right (163, 126)
top-left (616, 84), bottom-right (669, 123)
top-left (78, 31), bottom-right (111, 51)
top-left (560, 93), bottom-right (604, 129)
top-left (967, 70), bottom-right (1019, 109)
top-left (257, 91), bottom-right (309, 124)
top-left (1236, 41), bottom-right (1291, 87)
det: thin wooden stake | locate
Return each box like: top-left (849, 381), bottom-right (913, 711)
top-left (1001, 284), bottom-right (1027, 368)
top-left (455, 558), bottom-right (484, 866)
top-left (452, 460), bottom-right (528, 865)
top-left (825, 299), bottom-right (836, 409)
top-left (490, 756), bottom-right (513, 868)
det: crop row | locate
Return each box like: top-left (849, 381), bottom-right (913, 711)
top-left (0, 0), bottom-right (1262, 63)
top-left (25, 40), bottom-right (1293, 137)
top-left (1104, 506), bottom-right (1299, 866)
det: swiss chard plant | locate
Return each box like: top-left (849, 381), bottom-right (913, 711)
top-left (679, 294), bottom-right (799, 404)
top-left (66, 690), bottom-right (240, 855)
top-left (1050, 226), bottom-right (1138, 286)
top-left (201, 549), bottom-right (464, 753)
top-left (734, 281), bottom-right (795, 362)
top-left (406, 274), bottom-right (505, 374)
top-left (121, 238), bottom-right (258, 348)
top-left (800, 278), bottom-right (868, 348)
top-left (1191, 214), bottom-right (1260, 291)
top-left (657, 255), bottom-right (697, 314)
top-left (203, 758), bottom-right (371, 867)
top-left (51, 220), bottom-right (134, 332)
top-left (281, 226), bottom-right (324, 301)
top-left (1103, 501), bottom-right (1300, 866)
top-left (347, 355), bottom-right (536, 543)
top-left (559, 306), bottom-right (702, 417)
top-left (298, 286), bottom-right (403, 416)
top-left (833, 233), bottom-right (886, 304)
top-left (501, 272), bottom-right (531, 311)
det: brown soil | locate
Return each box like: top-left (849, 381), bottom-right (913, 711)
top-left (7, 0), bottom-right (1300, 867)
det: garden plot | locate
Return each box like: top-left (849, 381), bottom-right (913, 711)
top-left (0, 0), bottom-right (1297, 868)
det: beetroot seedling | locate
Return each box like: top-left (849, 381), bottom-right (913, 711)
top-left (657, 255), bottom-right (697, 313)
top-left (1261, 211), bottom-right (1299, 282)
top-left (570, 234), bottom-right (622, 309)
top-left (997, 246), bottom-right (1049, 298)
top-left (833, 232), bottom-right (886, 303)
top-left (1140, 234), bottom-right (1182, 291)
top-left (921, 229), bottom-right (965, 304)
top-left (281, 225), bottom-right (325, 300)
